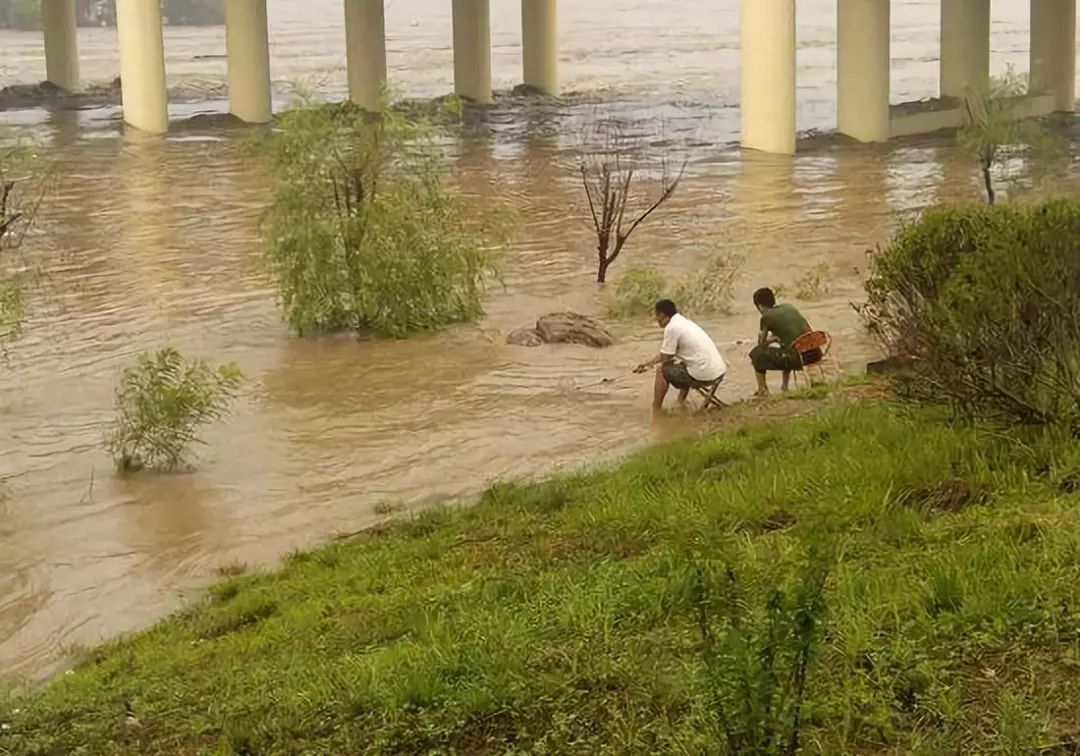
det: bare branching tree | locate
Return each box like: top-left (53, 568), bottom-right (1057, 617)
top-left (580, 123), bottom-right (686, 283)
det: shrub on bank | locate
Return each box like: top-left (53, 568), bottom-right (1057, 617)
top-left (261, 102), bottom-right (510, 338)
top-left (861, 198), bottom-right (1080, 427)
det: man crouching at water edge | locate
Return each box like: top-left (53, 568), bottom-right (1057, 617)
top-left (634, 300), bottom-right (727, 412)
top-left (749, 287), bottom-right (815, 397)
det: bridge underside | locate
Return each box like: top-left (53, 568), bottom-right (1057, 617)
top-left (27, 0), bottom-right (1080, 149)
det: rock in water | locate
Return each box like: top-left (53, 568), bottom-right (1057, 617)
top-left (507, 328), bottom-right (544, 347)
top-left (535, 312), bottom-right (615, 348)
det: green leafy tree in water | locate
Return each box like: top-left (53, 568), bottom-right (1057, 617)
top-left (104, 348), bottom-right (243, 473)
top-left (2, 0), bottom-right (225, 28)
top-left (0, 143), bottom-right (45, 347)
top-left (0, 0), bottom-right (41, 30)
top-left (958, 68), bottom-right (1059, 205)
top-left (261, 100), bottom-right (510, 338)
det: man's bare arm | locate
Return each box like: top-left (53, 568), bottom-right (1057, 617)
top-left (634, 352), bottom-right (676, 373)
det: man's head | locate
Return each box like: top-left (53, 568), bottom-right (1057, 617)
top-left (654, 299), bottom-right (677, 327)
top-left (752, 287), bottom-right (777, 314)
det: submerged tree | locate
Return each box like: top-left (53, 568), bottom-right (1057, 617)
top-left (0, 0), bottom-right (40, 30)
top-left (958, 69), bottom-right (1058, 205)
top-left (260, 100), bottom-right (510, 338)
top-left (1, 0), bottom-right (223, 29)
top-left (104, 348), bottom-right (243, 473)
top-left (579, 122), bottom-right (686, 284)
top-left (0, 143), bottom-right (45, 347)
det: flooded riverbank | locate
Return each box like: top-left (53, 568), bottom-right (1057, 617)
top-left (1, 0), bottom-right (1078, 683)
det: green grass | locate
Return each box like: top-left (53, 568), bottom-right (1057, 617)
top-left (4, 400), bottom-right (1080, 754)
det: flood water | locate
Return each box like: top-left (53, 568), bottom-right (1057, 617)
top-left (1, 0), bottom-right (1078, 683)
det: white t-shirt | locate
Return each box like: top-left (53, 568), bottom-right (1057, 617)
top-left (660, 313), bottom-right (727, 382)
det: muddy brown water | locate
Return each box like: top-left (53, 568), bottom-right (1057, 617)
top-left (0, 0), bottom-right (1077, 683)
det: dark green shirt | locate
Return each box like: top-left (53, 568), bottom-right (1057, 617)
top-left (760, 303), bottom-right (811, 347)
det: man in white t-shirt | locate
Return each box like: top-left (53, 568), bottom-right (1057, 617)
top-left (634, 299), bottom-right (727, 411)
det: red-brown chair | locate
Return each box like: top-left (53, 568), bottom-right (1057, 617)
top-left (790, 331), bottom-right (838, 389)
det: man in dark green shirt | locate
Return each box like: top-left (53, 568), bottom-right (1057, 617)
top-left (749, 287), bottom-right (814, 396)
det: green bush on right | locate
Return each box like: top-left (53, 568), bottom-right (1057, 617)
top-left (861, 198), bottom-right (1080, 428)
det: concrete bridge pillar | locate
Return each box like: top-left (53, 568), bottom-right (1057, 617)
top-left (837, 0), bottom-right (890, 142)
top-left (453, 0), bottom-right (492, 104)
top-left (42, 0), bottom-right (80, 91)
top-left (1030, 0), bottom-right (1077, 112)
top-left (522, 0), bottom-right (558, 95)
top-left (345, 0), bottom-right (387, 112)
top-left (740, 0), bottom-right (796, 154)
top-left (116, 0), bottom-right (168, 134)
top-left (225, 0), bottom-right (272, 123)
top-left (940, 0), bottom-right (990, 98)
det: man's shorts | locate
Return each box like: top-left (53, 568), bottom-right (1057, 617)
top-left (750, 344), bottom-right (823, 373)
top-left (662, 362), bottom-right (696, 389)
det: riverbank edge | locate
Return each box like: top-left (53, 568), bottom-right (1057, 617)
top-left (4, 377), bottom-right (1080, 754)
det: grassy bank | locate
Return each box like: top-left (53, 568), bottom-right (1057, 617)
top-left (4, 392), bottom-right (1080, 754)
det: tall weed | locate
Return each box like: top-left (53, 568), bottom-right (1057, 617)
top-left (693, 556), bottom-right (829, 755)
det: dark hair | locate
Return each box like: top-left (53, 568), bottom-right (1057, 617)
top-left (753, 288), bottom-right (777, 308)
top-left (654, 299), bottom-right (677, 317)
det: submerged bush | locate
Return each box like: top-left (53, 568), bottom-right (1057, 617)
top-left (607, 250), bottom-right (743, 319)
top-left (104, 348), bottom-right (242, 473)
top-left (793, 262), bottom-right (830, 301)
top-left (607, 266), bottom-right (668, 318)
top-left (0, 142), bottom-right (45, 346)
top-left (957, 69), bottom-right (1059, 205)
top-left (261, 101), bottom-right (510, 338)
top-left (676, 249), bottom-right (744, 315)
top-left (0, 0), bottom-right (40, 30)
top-left (861, 199), bottom-right (1080, 427)
top-left (1, 0), bottom-right (222, 29)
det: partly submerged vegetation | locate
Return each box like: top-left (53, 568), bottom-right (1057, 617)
top-left (5, 393), bottom-right (1080, 753)
top-left (103, 347), bottom-right (243, 473)
top-left (607, 249), bottom-right (744, 319)
top-left (260, 101), bottom-right (510, 338)
top-left (0, 0), bottom-right (222, 31)
top-left (0, 142), bottom-right (44, 347)
top-left (957, 69), bottom-right (1060, 204)
top-left (579, 121), bottom-right (686, 283)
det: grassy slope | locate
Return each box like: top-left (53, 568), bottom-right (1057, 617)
top-left (4, 394), bottom-right (1080, 754)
